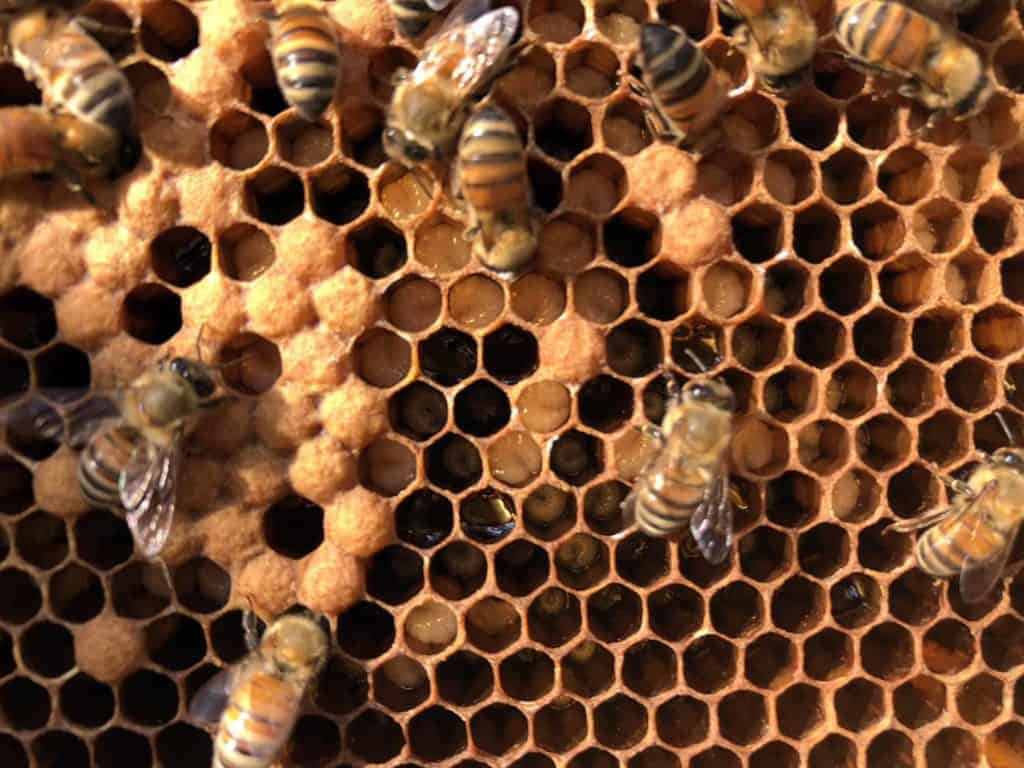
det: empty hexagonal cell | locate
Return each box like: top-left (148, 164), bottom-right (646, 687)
top-left (534, 97), bottom-right (592, 162)
top-left (0, 348), bottom-right (28, 406)
top-left (926, 728), bottom-right (980, 768)
top-left (577, 375), bottom-right (633, 433)
top-left (615, 532), bottom-right (669, 588)
top-left (120, 668), bottom-right (179, 726)
top-left (369, 653), bottom-right (431, 710)
top-left (953, 672), bottom-right (1003, 726)
top-left (603, 207), bottom-right (660, 269)
top-left (772, 575), bottom-right (825, 633)
top-left (738, 526), bottom-right (790, 583)
top-left (429, 540), bottom-right (486, 599)
top-left (817, 256), bottom-right (868, 316)
top-left (638, 267), bottom-right (691, 328)
top-left (647, 583), bottom-right (703, 643)
top-left (918, 410), bottom-right (968, 467)
top-left (683, 634), bottom-right (736, 693)
top-left (349, 218), bottom-right (407, 278)
top-left (18, 620), bottom-right (73, 679)
top-left (981, 615), bottom-right (1024, 671)
top-left (972, 304), bottom-right (1024, 358)
top-left (824, 362), bottom-right (875, 419)
top-left (754, 149), bottom-right (810, 207)
top-left (744, 632), bottom-right (796, 691)
top-left (243, 166), bottom-right (304, 224)
top-left (495, 647), bottom-right (553, 702)
top-left (773, 682), bottom-right (823, 740)
top-left (760, 262), bottom-right (808, 319)
top-left (218, 332), bottom-right (281, 394)
top-left (15, 510), bottom-right (67, 571)
top-left (73, 508), bottom-right (132, 569)
top-left (910, 203), bottom-right (966, 260)
top-left (793, 312), bottom-right (844, 367)
top-left (523, 483), bottom-right (575, 540)
top-left (366, 545), bottom-right (423, 606)
top-left (0, 674), bottom-right (50, 730)
top-left (216, 223), bottom-right (274, 281)
top-left (797, 523), bottom-right (849, 579)
top-left (821, 147), bottom-right (872, 204)
top-left (593, 693), bottom-right (647, 750)
top-left (860, 621), bottom-right (916, 681)
top-left (436, 649), bottom-right (492, 708)
top-left (61, 672), bottom-right (116, 729)
top-left (888, 463), bottom-right (940, 524)
top-left (985, 722), bottom-right (1024, 768)
top-left (145, 612), bottom-right (206, 672)
top-left (716, 690), bottom-right (767, 746)
top-left (975, 198), bottom-right (1017, 254)
top-left (209, 109), bottom-right (268, 170)
top-left (803, 627), bottom-right (854, 682)
top-left (785, 92), bottom-right (839, 150)
top-left (0, 287), bottom-right (55, 352)
top-left (263, 494), bottom-right (323, 559)
top-left (587, 584), bottom-right (641, 643)
top-left (892, 674), bottom-right (947, 730)
top-left (173, 557), bottom-right (230, 615)
top-left (797, 419), bottom-right (849, 475)
top-left (834, 677), bottom-right (886, 733)
top-left (553, 532), bottom-right (608, 589)
top-left (888, 568), bottom-right (942, 628)
top-left (883, 359), bottom-right (935, 417)
top-left (1001, 251), bottom-right (1024, 309)
top-left (854, 308), bottom-right (905, 365)
top-left (913, 308), bottom-right (963, 362)
top-left (470, 703), bottom-right (527, 756)
top-left (495, 539), bottom-right (549, 596)
top-left (452, 381), bottom-right (508, 438)
top-left (601, 96), bottom-right (652, 156)
top-left (732, 203), bottom-right (783, 264)
top-left (561, 639), bottom-right (614, 698)
top-left (139, 0), bottom-right (197, 61)
top-left (310, 164), bottom-right (370, 226)
top-left (391, 383), bottom-right (448, 442)
top-left (550, 429), bottom-right (604, 486)
top-left (337, 601), bottom-right (395, 660)
top-left (345, 709), bottom-right (404, 763)
top-left (709, 582), bottom-right (763, 639)
top-left (510, 273), bottom-right (566, 326)
top-left (111, 561), bottom-right (171, 619)
top-left (149, 227), bottom-right (211, 289)
top-left (947, 251), bottom-right (991, 306)
top-left (974, 409), bottom-right (1024, 454)
top-left (794, 203), bottom-right (841, 264)
top-left (534, 697), bottom-right (588, 754)
top-left (420, 328), bottom-right (477, 387)
top-left (730, 316), bottom-right (784, 372)
top-left (484, 324), bottom-right (538, 384)
top-left (654, 694), bottom-right (709, 749)
top-left (619, 639), bottom-right (676, 698)
top-left (122, 283), bottom-right (181, 344)
top-left (285, 716), bottom-right (339, 766)
top-left (528, 0), bottom-right (584, 42)
top-left (942, 147), bottom-right (993, 208)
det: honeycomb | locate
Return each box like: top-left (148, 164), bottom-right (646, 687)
top-left (2, 0), bottom-right (1024, 765)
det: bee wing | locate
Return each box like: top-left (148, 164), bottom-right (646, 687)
top-left (889, 503), bottom-right (961, 533)
top-left (426, 3), bottom-right (520, 95)
top-left (187, 666), bottom-right (239, 726)
top-left (426, 0), bottom-right (456, 9)
top-left (956, 485), bottom-right (1018, 603)
top-left (690, 464), bottom-right (733, 564)
top-left (65, 395), bottom-right (122, 449)
top-left (121, 439), bottom-right (181, 558)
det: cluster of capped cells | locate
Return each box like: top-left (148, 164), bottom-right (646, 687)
top-left (2, 0), bottom-right (1024, 765)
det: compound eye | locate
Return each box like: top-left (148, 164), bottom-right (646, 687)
top-left (405, 141), bottom-right (429, 162)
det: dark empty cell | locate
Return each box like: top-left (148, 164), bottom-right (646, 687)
top-left (60, 673), bottom-right (115, 729)
top-left (603, 207), bottom-right (660, 268)
top-left (804, 627), bottom-right (854, 682)
top-left (551, 429), bottom-right (603, 486)
top-left (31, 731), bottom-right (89, 768)
top-left (409, 706), bottom-right (467, 761)
top-left (499, 648), bottom-right (555, 701)
top-left (460, 488), bottom-right (515, 544)
top-left (523, 483), bottom-right (575, 540)
top-left (366, 545), bottom-right (423, 605)
top-left (956, 673), bottom-right (1003, 725)
top-left (156, 723), bottom-right (213, 768)
top-left (454, 380), bottom-right (510, 437)
top-left (470, 704), bottom-right (528, 757)
top-left (20, 620), bottom-right (74, 678)
top-left (656, 697), bottom-right (710, 750)
top-left (120, 669), bottom-right (179, 726)
top-left (683, 634), bottom-right (736, 693)
top-left (797, 524), bottom-right (849, 579)
top-left (764, 365), bottom-right (815, 422)
top-left (793, 204), bottom-right (840, 264)
top-left (314, 655), bottom-right (368, 716)
top-left (529, 157), bottom-right (563, 212)
top-left (637, 265), bottom-right (688, 320)
top-left (150, 226), bottom-right (211, 287)
top-left (1002, 252), bottom-right (1024, 303)
top-left (982, 615), bottom-right (1024, 671)
top-left (535, 698), bottom-right (587, 754)
top-left (975, 200), bottom-right (1015, 254)
top-left (243, 47), bottom-right (287, 116)
top-left (495, 539), bottom-right (549, 596)
top-left (0, 567), bottom-right (41, 624)
top-left (852, 202), bottom-right (905, 260)
top-left (834, 677), bottom-right (885, 732)
top-left (210, 611), bottom-right (248, 664)
top-left (879, 148), bottom-right (933, 204)
top-left (483, 325), bottom-right (539, 384)
top-left (286, 715), bottom-right (340, 766)
top-left (786, 95), bottom-right (839, 149)
top-left (974, 409), bottom-right (1024, 454)
top-left (709, 582), bottom-right (763, 639)
top-left (534, 98), bottom-right (592, 161)
top-left (893, 675), bottom-right (946, 728)
top-left (772, 577), bottom-right (824, 634)
top-left (263, 494), bottom-right (323, 559)
top-left (889, 567), bottom-right (942, 627)
top-left (888, 463), bottom-right (938, 521)
top-left (577, 375), bottom-right (633, 433)
top-left (820, 257), bottom-right (870, 314)
top-left (867, 731), bottom-right (916, 768)
top-left (717, 690), bottom-right (767, 746)
top-left (616, 533), bottom-right (669, 587)
top-left (425, 433), bottom-right (482, 492)
top-left (1, 676), bottom-right (49, 730)
top-left (338, 601), bottom-right (395, 659)
top-left (243, 167), bottom-right (304, 225)
top-left (420, 328), bottom-right (477, 386)
top-left (429, 540), bottom-right (486, 599)
top-left (919, 411), bottom-right (968, 466)
top-left (588, 584), bottom-right (642, 643)
top-left (95, 728), bottom-right (152, 768)
top-left (437, 650), bottom-right (493, 707)
top-left (745, 633), bottom-right (796, 691)
top-left (593, 694), bottom-right (647, 750)
top-left (648, 584), bottom-right (704, 643)
top-left (527, 587), bottom-right (582, 648)
top-left (111, 561), bottom-right (171, 619)
top-left (554, 533), bottom-right (608, 589)
top-left (821, 147), bottom-right (872, 204)
top-left (583, 480), bottom-right (628, 535)
top-left (37, 342), bottom-right (91, 398)
top-left (397, 489), bottom-right (453, 548)
top-left (887, 359), bottom-right (937, 416)
top-left (854, 309), bottom-right (904, 365)
top-left (349, 218), bottom-right (407, 277)
top-left (0, 287), bottom-right (56, 349)
top-left (562, 640), bottom-right (614, 698)
top-left (140, 0), bottom-right (198, 61)
top-left (122, 283), bottom-right (182, 344)
top-left (670, 321), bottom-right (723, 372)
top-left (926, 729), bottom-right (981, 768)
top-left (857, 415), bottom-right (911, 470)
top-left (173, 557), bottom-right (230, 614)
top-left (732, 203), bottom-right (783, 263)
top-left (913, 310), bottom-right (962, 362)
top-left (146, 612), bottom-right (206, 672)
top-left (49, 563), bottom-right (104, 623)
top-left (924, 619), bottom-right (976, 676)
top-left (860, 621), bottom-right (916, 682)
top-left (606, 319), bottom-right (661, 377)
top-left (793, 312), bottom-right (843, 367)
top-left (0, 348), bottom-right (28, 405)
top-left (0, 61), bottom-right (41, 105)
top-left (845, 94), bottom-right (899, 149)
top-left (16, 510), bottom-right (67, 570)
top-left (732, 317), bottom-right (785, 370)
top-left (310, 165), bottom-right (370, 226)
top-left (622, 639), bottom-right (676, 697)
top-left (996, 38), bottom-right (1024, 93)
top-left (858, 519), bottom-right (912, 574)
top-left (74, 509), bottom-right (133, 569)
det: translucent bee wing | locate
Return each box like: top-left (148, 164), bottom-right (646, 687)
top-left (65, 395), bottom-right (121, 449)
top-left (121, 439), bottom-right (181, 558)
top-left (889, 503), bottom-right (960, 533)
top-left (425, 0), bottom-right (455, 10)
top-left (690, 467), bottom-right (733, 565)
top-left (188, 666), bottom-right (238, 725)
top-left (424, 4), bottom-right (520, 95)
top-left (957, 489), bottom-right (1018, 603)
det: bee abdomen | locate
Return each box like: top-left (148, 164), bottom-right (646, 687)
top-left (78, 425), bottom-right (141, 510)
top-left (640, 23), bottom-right (716, 130)
top-left (633, 476), bottom-right (704, 537)
top-left (0, 107), bottom-right (57, 177)
top-left (836, 1), bottom-right (929, 73)
top-left (917, 522), bottom-right (1007, 577)
top-left (52, 23), bottom-right (134, 135)
top-left (459, 106), bottom-right (528, 213)
top-left (390, 0), bottom-right (436, 38)
top-left (215, 676), bottom-right (296, 768)
top-left (273, 5), bottom-right (339, 120)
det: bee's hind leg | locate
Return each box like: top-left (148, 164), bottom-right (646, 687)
top-left (243, 596), bottom-right (261, 651)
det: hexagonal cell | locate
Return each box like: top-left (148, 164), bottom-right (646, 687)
top-left (635, 263), bottom-right (687, 321)
top-left (758, 149), bottom-right (812, 206)
top-left (579, 481), bottom-right (626, 538)
top-left (173, 557), bottom-right (230, 615)
top-left (794, 311), bottom-right (844, 367)
top-left (709, 582), bottom-right (763, 639)
top-left (738, 525), bottom-right (790, 583)
top-left (310, 164), bottom-right (370, 226)
top-left (972, 304), bottom-right (1024, 358)
top-left (913, 308), bottom-right (963, 362)
top-left (209, 109), bottom-right (267, 170)
top-left (19, 620), bottom-right (73, 679)
top-left (564, 42), bottom-right (620, 100)
top-left (912, 202), bottom-right (967, 259)
top-left (464, 596), bottom-right (520, 653)
top-left (366, 545), bottom-right (424, 606)
top-left (602, 96), bottom-right (652, 156)
top-left (553, 532), bottom-right (608, 590)
top-left (378, 164), bottom-right (434, 222)
top-left (31, 731), bottom-right (90, 768)
top-left (470, 703), bottom-right (527, 756)
top-left (122, 283), bottom-right (181, 344)
top-left (587, 584), bottom-right (641, 643)
top-left (803, 627), bottom-right (854, 682)
top-left (429, 539), bottom-right (486, 600)
top-left (0, 675), bottom-right (50, 730)
top-left (824, 362), bottom-right (875, 419)
top-left (145, 612), bottom-right (206, 672)
top-left (723, 93), bottom-right (779, 151)
top-left (834, 677), bottom-right (886, 733)
top-left (786, 93), bottom-right (839, 150)
top-left (414, 216), bottom-right (471, 274)
top-left (344, 709), bottom-right (404, 763)
top-left (919, 410), bottom-right (968, 467)
top-left (497, 647), bottom-right (553, 702)
top-left (496, 41), bottom-right (556, 109)
top-left (534, 697), bottom-right (587, 754)
top-left (484, 324), bottom-right (538, 384)
top-left (759, 262), bottom-right (808, 320)
top-left (139, 0), bottom-right (197, 61)
top-left (772, 575), bottom-right (825, 633)
top-left (594, 0), bottom-right (646, 42)
top-left (891, 674), bottom-right (947, 731)
top-left (860, 621), bottom-right (916, 681)
top-left (772, 682), bottom-right (823, 740)
top-left (821, 147), bottom-right (872, 205)
top-left (286, 716), bottom-right (340, 766)
top-left (888, 568), bottom-right (942, 628)
top-left (408, 706), bottom-right (468, 762)
top-left (683, 634), bottom-right (736, 693)
top-left (510, 273), bottom-right (566, 326)
top-left (453, 381), bottom-right (509, 438)
top-left (926, 728), bottom-right (981, 768)
top-left (717, 690), bottom-right (767, 746)
top-left (216, 332), bottom-right (280, 395)
top-left (74, 509), bottom-right (134, 571)
top-left (644, 584), bottom-right (701, 644)
top-left (888, 463), bottom-right (940, 524)
top-left (149, 227), bottom-right (213, 290)
top-left (559, 640), bottom-right (613, 699)
top-left (534, 97), bottom-right (592, 162)
top-left (521, 483), bottom-right (574, 541)
top-left (434, 649), bottom-right (492, 709)
top-left (651, 695), bottom-right (709, 751)
top-left (487, 431), bottom-right (542, 489)
top-left (974, 409), bottom-right (1024, 454)
top-left (604, 207), bottom-right (660, 269)
top-left (93, 727), bottom-right (151, 767)
top-left (982, 615), bottom-right (1024, 671)
top-left (953, 672), bottom-right (1003, 726)
top-left (852, 204), bottom-right (905, 263)
top-left (390, 382), bottom-right (447, 442)
top-left (495, 539), bottom-right (549, 596)
top-left (272, 115), bottom-right (332, 168)
top-left (243, 166), bottom-right (304, 225)
top-left (337, 601), bottom-right (395, 660)
top-left (946, 251), bottom-right (990, 304)
top-left (854, 308), bottom-right (905, 365)
top-left (879, 255), bottom-right (934, 314)
top-left (761, 366), bottom-right (812, 424)
top-left (262, 494), bottom-right (323, 559)
top-left (740, 633), bottom-right (794, 692)
top-left (613, 532), bottom-right (668, 589)
top-left (528, 0), bottom-right (584, 42)
top-left (550, 429), bottom-right (604, 486)
top-left (0, 348), bottom-right (28, 406)
top-left (796, 419), bottom-right (849, 476)
top-left (527, 587), bottom-right (581, 648)
top-left (419, 328), bottom-right (477, 387)
top-left (349, 218), bottom-right (407, 278)
top-left (120, 668), bottom-right (179, 726)
top-left (884, 359), bottom-right (935, 417)
top-left (216, 223), bottom-right (274, 281)
top-left (731, 315), bottom-right (785, 371)
top-left (4, 399), bottom-right (59, 463)
top-left (732, 203), bottom-right (783, 264)
top-left (111, 561), bottom-right (171, 619)
top-left (831, 572), bottom-right (880, 630)
top-left (764, 471), bottom-right (819, 529)
top-left (816, 256), bottom-right (869, 315)
top-left (975, 198), bottom-right (1017, 254)
top-left (574, 267), bottom-right (628, 325)
top-left (593, 693), bottom-right (647, 750)
top-left (14, 510), bottom-right (67, 571)
top-left (797, 523), bottom-right (848, 579)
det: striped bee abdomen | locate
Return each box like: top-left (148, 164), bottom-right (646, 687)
top-left (272, 3), bottom-right (339, 121)
top-left (917, 517), bottom-right (1007, 577)
top-left (458, 105), bottom-right (529, 214)
top-left (0, 107), bottom-right (58, 177)
top-left (389, 0), bottom-right (437, 38)
top-left (641, 23), bottom-right (721, 136)
top-left (78, 424), bottom-right (142, 509)
top-left (633, 470), bottom-right (707, 537)
top-left (835, 1), bottom-right (931, 77)
top-left (215, 674), bottom-right (298, 768)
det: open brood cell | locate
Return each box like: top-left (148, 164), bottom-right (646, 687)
top-left (1, 0), bottom-right (1024, 766)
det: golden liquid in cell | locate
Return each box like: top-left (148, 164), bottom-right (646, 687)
top-left (487, 431), bottom-right (542, 488)
top-left (416, 221), bottom-right (471, 273)
top-left (518, 381), bottom-right (571, 433)
top-left (574, 270), bottom-right (626, 324)
top-left (388, 278), bottom-right (442, 332)
top-left (380, 169), bottom-right (432, 220)
top-left (511, 274), bottom-right (565, 325)
top-left (404, 601), bottom-right (457, 653)
top-left (449, 275), bottom-right (504, 328)
top-left (538, 219), bottom-right (595, 275)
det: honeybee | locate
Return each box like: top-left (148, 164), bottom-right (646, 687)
top-left (189, 609), bottom-right (330, 768)
top-left (623, 374), bottom-right (736, 564)
top-left (891, 448), bottom-right (1024, 602)
top-left (384, 0), bottom-right (521, 167)
top-left (7, 8), bottom-right (136, 141)
top-left (268, 0), bottom-right (340, 121)
top-left (0, 106), bottom-right (138, 186)
top-left (834, 1), bottom-right (993, 120)
top-left (73, 357), bottom-right (222, 557)
top-left (389, 0), bottom-right (454, 39)
top-left (717, 0), bottom-right (817, 92)
top-left (456, 103), bottom-right (538, 275)
top-left (637, 22), bottom-right (731, 152)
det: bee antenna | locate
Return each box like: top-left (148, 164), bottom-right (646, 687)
top-left (993, 409), bottom-right (1017, 446)
top-left (682, 346), bottom-right (709, 374)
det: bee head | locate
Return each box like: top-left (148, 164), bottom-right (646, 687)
top-left (263, 613), bottom-right (330, 678)
top-left (995, 447), bottom-right (1024, 472)
top-left (384, 125), bottom-right (434, 166)
top-left (682, 378), bottom-right (735, 413)
top-left (760, 66), bottom-right (810, 95)
top-left (168, 357), bottom-right (217, 399)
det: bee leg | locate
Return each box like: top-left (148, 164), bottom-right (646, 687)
top-left (944, 476), bottom-right (976, 499)
top-left (243, 596), bottom-right (261, 651)
top-left (664, 373), bottom-right (682, 403)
